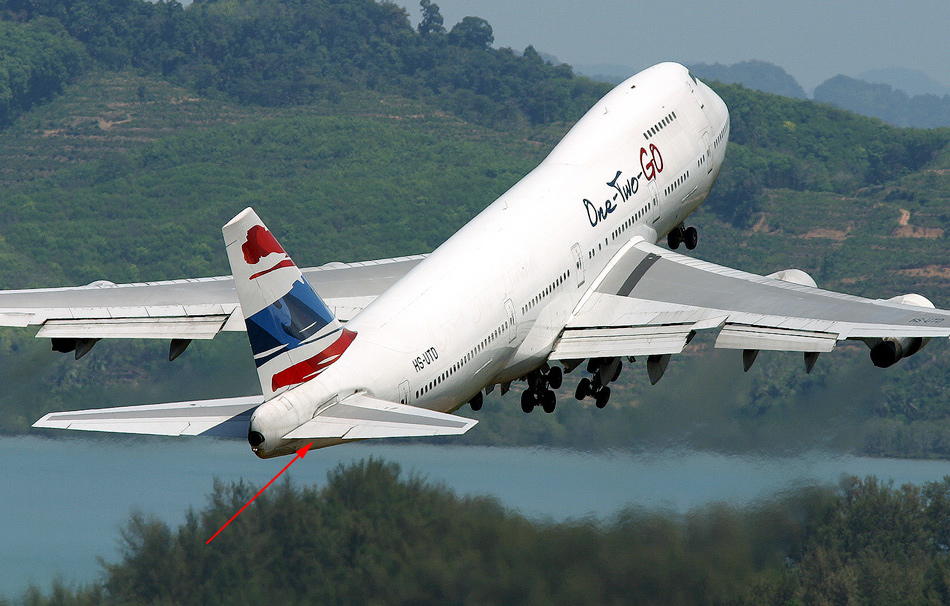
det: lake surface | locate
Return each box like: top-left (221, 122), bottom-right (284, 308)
top-left (4, 435), bottom-right (950, 596)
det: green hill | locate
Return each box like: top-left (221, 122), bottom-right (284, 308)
top-left (3, 0), bottom-right (950, 458)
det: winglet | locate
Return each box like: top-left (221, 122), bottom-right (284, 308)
top-left (223, 208), bottom-right (356, 398)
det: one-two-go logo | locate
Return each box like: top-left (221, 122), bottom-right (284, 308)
top-left (583, 144), bottom-right (663, 228)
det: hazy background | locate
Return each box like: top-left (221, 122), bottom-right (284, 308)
top-left (392, 0), bottom-right (950, 92)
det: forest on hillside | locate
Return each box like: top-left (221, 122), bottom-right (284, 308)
top-left (2, 0), bottom-right (950, 460)
top-left (0, 0), bottom-right (608, 128)
top-left (9, 461), bottom-right (950, 605)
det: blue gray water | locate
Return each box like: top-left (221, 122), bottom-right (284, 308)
top-left (4, 435), bottom-right (950, 596)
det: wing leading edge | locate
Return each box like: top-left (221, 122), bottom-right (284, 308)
top-left (552, 237), bottom-right (950, 361)
top-left (0, 255), bottom-right (427, 343)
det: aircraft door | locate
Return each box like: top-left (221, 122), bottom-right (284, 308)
top-left (702, 131), bottom-right (712, 174)
top-left (649, 179), bottom-right (660, 224)
top-left (689, 80), bottom-right (704, 109)
top-left (398, 380), bottom-right (410, 404)
top-left (504, 299), bottom-right (517, 344)
top-left (571, 243), bottom-right (585, 287)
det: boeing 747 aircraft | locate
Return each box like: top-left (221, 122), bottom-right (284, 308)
top-left (9, 62), bottom-right (950, 458)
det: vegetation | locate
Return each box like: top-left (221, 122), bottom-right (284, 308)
top-left (1, 0), bottom-right (609, 128)
top-left (8, 461), bottom-right (950, 605)
top-left (1, 0), bottom-right (950, 459)
top-left (704, 81), bottom-right (950, 226)
top-left (0, 19), bottom-right (84, 126)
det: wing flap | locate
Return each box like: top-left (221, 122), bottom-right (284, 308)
top-left (283, 393), bottom-right (477, 440)
top-left (36, 316), bottom-right (229, 340)
top-left (32, 395), bottom-right (263, 437)
top-left (715, 325), bottom-right (838, 352)
top-left (552, 325), bottom-right (694, 359)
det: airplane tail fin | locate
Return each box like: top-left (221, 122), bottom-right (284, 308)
top-left (223, 208), bottom-right (356, 398)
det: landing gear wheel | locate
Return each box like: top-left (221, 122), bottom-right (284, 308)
top-left (521, 390), bottom-right (535, 413)
top-left (541, 390), bottom-right (556, 413)
top-left (547, 366), bottom-right (563, 390)
top-left (595, 386), bottom-right (611, 409)
top-left (576, 378), bottom-right (591, 401)
top-left (684, 226), bottom-right (698, 250)
top-left (469, 393), bottom-right (483, 411)
top-left (668, 229), bottom-right (682, 250)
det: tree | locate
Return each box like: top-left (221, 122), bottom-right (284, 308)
top-left (448, 16), bottom-right (493, 49)
top-left (417, 0), bottom-right (444, 36)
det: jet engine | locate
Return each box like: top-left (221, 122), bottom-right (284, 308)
top-left (868, 294), bottom-right (935, 368)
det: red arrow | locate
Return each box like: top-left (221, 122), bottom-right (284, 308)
top-left (206, 442), bottom-right (313, 544)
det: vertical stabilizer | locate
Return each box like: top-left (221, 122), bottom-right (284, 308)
top-left (223, 208), bottom-right (356, 398)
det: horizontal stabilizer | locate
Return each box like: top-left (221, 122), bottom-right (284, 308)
top-left (282, 393), bottom-right (477, 440)
top-left (32, 395), bottom-right (263, 438)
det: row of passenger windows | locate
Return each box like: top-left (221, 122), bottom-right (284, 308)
top-left (664, 170), bottom-right (690, 197)
top-left (416, 319), bottom-right (511, 399)
top-left (611, 202), bottom-right (648, 241)
top-left (522, 270), bottom-right (570, 315)
top-left (713, 118), bottom-right (729, 148)
top-left (588, 240), bottom-right (605, 259)
top-left (643, 111), bottom-right (677, 140)
top-left (592, 197), bottom-right (659, 259)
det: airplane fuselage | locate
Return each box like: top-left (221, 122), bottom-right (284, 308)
top-left (251, 63), bottom-right (731, 457)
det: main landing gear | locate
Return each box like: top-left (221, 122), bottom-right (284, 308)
top-left (520, 365), bottom-right (562, 413)
top-left (574, 357), bottom-right (622, 408)
top-left (516, 356), bottom-right (629, 413)
top-left (667, 224), bottom-right (698, 250)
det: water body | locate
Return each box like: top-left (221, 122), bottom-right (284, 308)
top-left (4, 435), bottom-right (950, 596)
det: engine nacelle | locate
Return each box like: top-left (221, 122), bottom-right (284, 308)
top-left (868, 293), bottom-right (935, 368)
top-left (870, 336), bottom-right (928, 368)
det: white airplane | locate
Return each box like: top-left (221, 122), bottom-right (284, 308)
top-left (9, 62), bottom-right (950, 458)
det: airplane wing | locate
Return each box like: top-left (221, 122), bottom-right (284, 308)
top-left (32, 395), bottom-right (263, 437)
top-left (283, 392), bottom-right (478, 440)
top-left (0, 255), bottom-right (425, 349)
top-left (552, 238), bottom-right (950, 363)
top-left (32, 391), bottom-right (476, 441)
